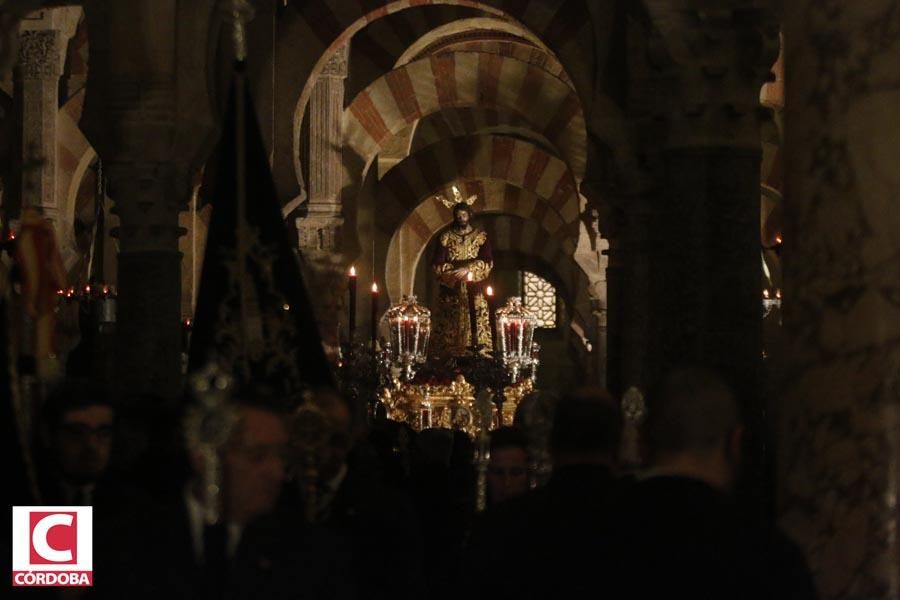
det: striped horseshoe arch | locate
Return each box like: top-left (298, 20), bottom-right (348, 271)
top-left (377, 133), bottom-right (580, 234)
top-left (344, 50), bottom-right (586, 181)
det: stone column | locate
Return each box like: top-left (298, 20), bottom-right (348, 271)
top-left (597, 195), bottom-right (652, 398)
top-left (15, 28), bottom-right (60, 224)
top-left (778, 3), bottom-right (900, 598)
top-left (79, 0), bottom-right (217, 400)
top-left (589, 298), bottom-right (608, 388)
top-left (620, 198), bottom-right (653, 394)
top-left (643, 5), bottom-right (779, 518)
top-left (645, 5), bottom-right (778, 399)
top-left (603, 231), bottom-right (625, 396)
top-left (297, 44), bottom-right (349, 353)
top-left (106, 162), bottom-right (185, 399)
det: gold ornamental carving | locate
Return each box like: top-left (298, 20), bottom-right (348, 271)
top-left (379, 374), bottom-right (532, 436)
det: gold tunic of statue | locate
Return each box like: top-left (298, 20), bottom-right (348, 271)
top-left (431, 227), bottom-right (493, 356)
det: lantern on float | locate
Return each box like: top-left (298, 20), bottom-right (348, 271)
top-left (496, 298), bottom-right (537, 382)
top-left (386, 295), bottom-right (431, 381)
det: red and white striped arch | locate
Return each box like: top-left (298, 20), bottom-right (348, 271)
top-left (376, 134), bottom-right (580, 233)
top-left (408, 107), bottom-right (544, 156)
top-left (396, 23), bottom-right (572, 87)
top-left (345, 50), bottom-right (586, 180)
top-left (290, 0), bottom-right (595, 106)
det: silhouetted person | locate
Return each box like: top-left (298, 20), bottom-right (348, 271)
top-left (286, 388), bottom-right (425, 600)
top-left (410, 428), bottom-right (476, 600)
top-left (486, 426), bottom-right (529, 509)
top-left (609, 367), bottom-right (816, 599)
top-left (94, 397), bottom-right (350, 600)
top-left (465, 388), bottom-right (624, 600)
top-left (36, 380), bottom-right (118, 508)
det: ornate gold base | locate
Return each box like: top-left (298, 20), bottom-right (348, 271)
top-left (378, 375), bottom-right (533, 436)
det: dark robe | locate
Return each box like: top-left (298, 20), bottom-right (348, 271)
top-left (463, 464), bottom-right (621, 600)
top-left (608, 476), bottom-right (817, 600)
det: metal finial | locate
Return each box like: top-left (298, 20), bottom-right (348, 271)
top-left (225, 0), bottom-right (255, 61)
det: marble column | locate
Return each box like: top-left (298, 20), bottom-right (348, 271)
top-left (778, 3), bottom-right (900, 598)
top-left (297, 44), bottom-right (349, 354)
top-left (15, 28), bottom-right (60, 224)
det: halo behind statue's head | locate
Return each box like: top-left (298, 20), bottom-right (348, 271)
top-left (436, 184), bottom-right (477, 211)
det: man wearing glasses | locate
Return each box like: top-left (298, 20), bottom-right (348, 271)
top-left (38, 380), bottom-right (116, 507)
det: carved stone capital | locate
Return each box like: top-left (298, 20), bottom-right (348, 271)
top-left (17, 29), bottom-right (60, 79)
top-left (647, 5), bottom-right (780, 148)
top-left (319, 44), bottom-right (348, 78)
top-left (296, 214), bottom-right (344, 253)
top-left (105, 161), bottom-right (188, 254)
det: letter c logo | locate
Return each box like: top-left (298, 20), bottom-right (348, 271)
top-left (32, 514), bottom-right (73, 562)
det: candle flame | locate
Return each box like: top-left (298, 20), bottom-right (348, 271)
top-left (185, 319), bottom-right (192, 327)
top-left (372, 282), bottom-right (378, 293)
top-left (763, 289), bottom-right (770, 299)
top-left (486, 285), bottom-right (494, 296)
top-left (467, 271), bottom-right (473, 282)
top-left (84, 285), bottom-right (91, 294)
top-left (775, 234), bottom-right (783, 244)
top-left (349, 265), bottom-right (356, 277)
top-left (775, 289), bottom-right (782, 299)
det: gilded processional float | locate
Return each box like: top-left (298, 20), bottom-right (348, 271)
top-left (336, 187), bottom-right (540, 438)
top-left (377, 294), bottom-right (538, 436)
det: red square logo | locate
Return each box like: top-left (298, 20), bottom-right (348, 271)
top-left (29, 511), bottom-right (78, 564)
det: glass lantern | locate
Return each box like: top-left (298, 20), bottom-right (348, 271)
top-left (386, 295), bottom-right (431, 381)
top-left (496, 297), bottom-right (537, 382)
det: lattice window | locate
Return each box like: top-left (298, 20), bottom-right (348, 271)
top-left (521, 271), bottom-right (557, 329)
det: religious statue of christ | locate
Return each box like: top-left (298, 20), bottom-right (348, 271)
top-left (431, 188), bottom-right (493, 356)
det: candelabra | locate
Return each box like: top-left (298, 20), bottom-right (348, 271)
top-left (496, 298), bottom-right (538, 382)
top-left (385, 295), bottom-right (431, 382)
top-left (58, 283), bottom-right (117, 324)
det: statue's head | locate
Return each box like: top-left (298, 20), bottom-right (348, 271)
top-left (452, 202), bottom-right (472, 226)
top-left (437, 184), bottom-right (477, 226)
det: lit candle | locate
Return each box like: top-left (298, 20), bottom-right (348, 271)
top-left (485, 285), bottom-right (498, 353)
top-left (763, 289), bottom-right (770, 299)
top-left (348, 265), bottom-right (357, 343)
top-left (371, 282), bottom-right (379, 350)
top-left (466, 272), bottom-right (478, 349)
